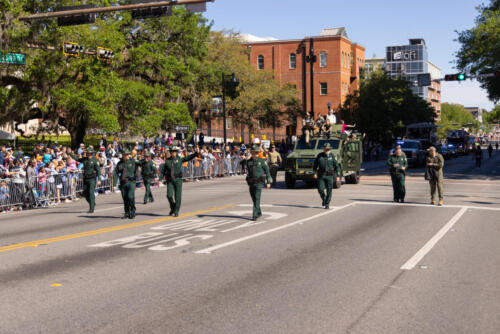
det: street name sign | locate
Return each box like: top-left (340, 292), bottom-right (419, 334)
top-left (174, 125), bottom-right (190, 133)
top-left (0, 52), bottom-right (26, 65)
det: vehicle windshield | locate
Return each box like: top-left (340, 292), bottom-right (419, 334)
top-left (396, 142), bottom-right (419, 149)
top-left (296, 139), bottom-right (317, 150)
top-left (317, 140), bottom-right (340, 150)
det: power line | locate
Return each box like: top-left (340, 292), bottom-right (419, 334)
top-left (19, 0), bottom-right (213, 21)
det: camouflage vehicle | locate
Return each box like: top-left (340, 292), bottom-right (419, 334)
top-left (284, 125), bottom-right (363, 189)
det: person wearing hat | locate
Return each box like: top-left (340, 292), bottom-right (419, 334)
top-left (387, 145), bottom-right (408, 203)
top-left (474, 142), bottom-right (483, 168)
top-left (160, 146), bottom-right (199, 217)
top-left (426, 146), bottom-right (444, 206)
top-left (141, 151), bottom-right (157, 204)
top-left (268, 144), bottom-right (282, 186)
top-left (113, 148), bottom-right (140, 219)
top-left (244, 144), bottom-right (271, 221)
top-left (313, 143), bottom-right (340, 209)
top-left (71, 147), bottom-right (101, 213)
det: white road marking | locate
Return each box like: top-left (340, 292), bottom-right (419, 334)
top-left (400, 207), bottom-right (468, 270)
top-left (355, 201), bottom-right (500, 211)
top-left (365, 180), bottom-right (500, 187)
top-left (195, 203), bottom-right (356, 254)
top-left (225, 210), bottom-right (287, 220)
top-left (239, 204), bottom-right (324, 209)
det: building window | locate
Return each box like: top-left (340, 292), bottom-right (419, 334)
top-left (289, 53), bottom-right (296, 69)
top-left (257, 55), bottom-right (264, 70)
top-left (226, 118), bottom-right (233, 130)
top-left (320, 52), bottom-right (327, 68)
top-left (320, 82), bottom-right (327, 95)
top-left (341, 52), bottom-right (344, 68)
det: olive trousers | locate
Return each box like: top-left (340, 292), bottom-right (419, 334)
top-left (390, 173), bottom-right (406, 201)
top-left (317, 175), bottom-right (334, 207)
top-left (120, 181), bottom-right (136, 216)
top-left (167, 178), bottom-right (183, 215)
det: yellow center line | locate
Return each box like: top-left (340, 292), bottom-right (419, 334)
top-left (0, 204), bottom-right (236, 253)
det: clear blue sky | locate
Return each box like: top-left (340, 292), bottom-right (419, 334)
top-left (203, 0), bottom-right (496, 111)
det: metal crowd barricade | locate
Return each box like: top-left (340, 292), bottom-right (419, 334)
top-left (0, 177), bottom-right (25, 210)
top-left (0, 156), bottom-right (249, 212)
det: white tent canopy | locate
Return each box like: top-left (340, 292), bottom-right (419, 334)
top-left (0, 130), bottom-right (16, 140)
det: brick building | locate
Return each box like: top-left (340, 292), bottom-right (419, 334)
top-left (199, 28), bottom-right (365, 143)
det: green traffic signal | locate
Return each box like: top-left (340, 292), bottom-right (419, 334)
top-left (444, 73), bottom-right (467, 81)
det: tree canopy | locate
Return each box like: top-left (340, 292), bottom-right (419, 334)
top-left (0, 2), bottom-right (299, 146)
top-left (339, 70), bottom-right (436, 145)
top-left (456, 0), bottom-right (500, 102)
top-left (437, 103), bottom-right (479, 138)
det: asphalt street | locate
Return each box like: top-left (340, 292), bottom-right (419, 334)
top-left (1, 149), bottom-right (499, 333)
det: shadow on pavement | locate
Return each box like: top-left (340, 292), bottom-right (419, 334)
top-left (273, 204), bottom-right (324, 209)
top-left (468, 201), bottom-right (495, 205)
top-left (350, 199), bottom-right (426, 206)
top-left (197, 214), bottom-right (250, 221)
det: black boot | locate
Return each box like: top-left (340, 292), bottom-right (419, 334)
top-left (122, 213), bottom-right (129, 219)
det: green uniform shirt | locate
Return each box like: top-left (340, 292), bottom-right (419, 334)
top-left (387, 153), bottom-right (408, 174)
top-left (313, 152), bottom-right (340, 176)
top-left (161, 153), bottom-right (197, 181)
top-left (141, 160), bottom-right (156, 179)
top-left (426, 154), bottom-right (444, 178)
top-left (246, 158), bottom-right (271, 184)
top-left (82, 157), bottom-right (101, 179)
top-left (113, 159), bottom-right (140, 186)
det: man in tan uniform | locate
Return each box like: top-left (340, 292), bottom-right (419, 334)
top-left (268, 145), bottom-right (282, 187)
top-left (426, 146), bottom-right (445, 206)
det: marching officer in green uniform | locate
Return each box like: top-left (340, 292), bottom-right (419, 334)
top-left (72, 148), bottom-right (101, 213)
top-left (387, 145), bottom-right (408, 203)
top-left (426, 146), bottom-right (445, 206)
top-left (141, 152), bottom-right (157, 204)
top-left (313, 143), bottom-right (340, 209)
top-left (244, 145), bottom-right (271, 221)
top-left (113, 148), bottom-right (140, 219)
top-left (160, 146), bottom-right (198, 217)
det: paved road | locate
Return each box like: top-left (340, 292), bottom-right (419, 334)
top-left (1, 150), bottom-right (499, 333)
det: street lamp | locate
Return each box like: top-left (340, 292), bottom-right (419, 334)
top-left (222, 72), bottom-right (239, 145)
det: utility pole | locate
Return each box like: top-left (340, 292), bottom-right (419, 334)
top-left (306, 38), bottom-right (317, 119)
top-left (222, 73), bottom-right (227, 145)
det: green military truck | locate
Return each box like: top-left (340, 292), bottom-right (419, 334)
top-left (284, 125), bottom-right (363, 189)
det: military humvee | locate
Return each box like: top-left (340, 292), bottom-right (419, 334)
top-left (284, 125), bottom-right (363, 189)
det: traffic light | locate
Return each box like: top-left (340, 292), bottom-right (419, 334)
top-left (63, 42), bottom-right (84, 57)
top-left (444, 73), bottom-right (466, 81)
top-left (131, 0), bottom-right (173, 19)
top-left (97, 47), bottom-right (114, 62)
top-left (56, 5), bottom-right (96, 26)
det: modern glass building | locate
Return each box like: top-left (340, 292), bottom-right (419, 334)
top-left (385, 38), bottom-right (429, 99)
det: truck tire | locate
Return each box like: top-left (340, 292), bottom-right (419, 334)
top-left (285, 173), bottom-right (296, 189)
top-left (333, 169), bottom-right (342, 189)
top-left (346, 172), bottom-right (360, 184)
